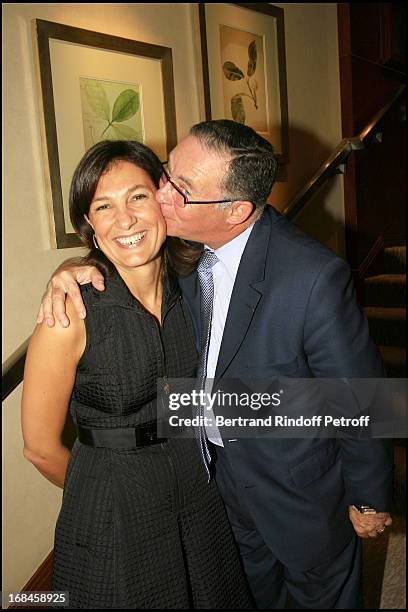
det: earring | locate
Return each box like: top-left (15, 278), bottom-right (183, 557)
top-left (92, 234), bottom-right (100, 250)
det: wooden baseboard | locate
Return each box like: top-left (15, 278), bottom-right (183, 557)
top-left (8, 551), bottom-right (53, 609)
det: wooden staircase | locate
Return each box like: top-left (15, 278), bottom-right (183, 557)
top-left (364, 246), bottom-right (406, 378)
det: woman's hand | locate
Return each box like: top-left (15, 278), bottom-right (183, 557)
top-left (36, 258), bottom-right (105, 327)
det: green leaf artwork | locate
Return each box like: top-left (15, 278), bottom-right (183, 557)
top-left (247, 40), bottom-right (257, 77)
top-left (231, 95), bottom-right (245, 124)
top-left (222, 40), bottom-right (259, 125)
top-left (80, 78), bottom-right (143, 149)
top-left (111, 90), bottom-right (139, 123)
top-left (82, 80), bottom-right (111, 122)
top-left (111, 124), bottom-right (140, 140)
top-left (223, 62), bottom-right (245, 81)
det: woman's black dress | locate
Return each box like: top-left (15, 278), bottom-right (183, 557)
top-left (51, 271), bottom-right (252, 609)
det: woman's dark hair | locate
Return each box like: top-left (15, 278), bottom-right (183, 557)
top-left (69, 140), bottom-right (201, 277)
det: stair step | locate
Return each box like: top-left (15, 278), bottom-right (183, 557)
top-left (364, 274), bottom-right (406, 308)
top-left (365, 307), bottom-right (406, 347)
top-left (379, 346), bottom-right (406, 378)
top-left (384, 246), bottom-right (406, 274)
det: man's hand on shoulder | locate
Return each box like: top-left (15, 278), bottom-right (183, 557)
top-left (36, 258), bottom-right (105, 328)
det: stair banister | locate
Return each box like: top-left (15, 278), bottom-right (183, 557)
top-left (284, 84), bottom-right (405, 221)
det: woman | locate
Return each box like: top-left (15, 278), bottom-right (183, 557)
top-left (21, 140), bottom-right (252, 609)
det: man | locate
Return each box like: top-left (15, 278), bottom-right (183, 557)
top-left (38, 120), bottom-right (393, 609)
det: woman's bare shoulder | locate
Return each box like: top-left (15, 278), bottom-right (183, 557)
top-left (29, 295), bottom-right (86, 360)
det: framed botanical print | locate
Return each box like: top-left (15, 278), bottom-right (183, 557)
top-left (34, 20), bottom-right (177, 248)
top-left (199, 3), bottom-right (289, 177)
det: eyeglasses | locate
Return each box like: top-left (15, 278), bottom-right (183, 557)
top-left (160, 162), bottom-right (235, 207)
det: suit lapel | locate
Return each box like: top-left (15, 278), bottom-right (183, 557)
top-left (215, 211), bottom-right (272, 380)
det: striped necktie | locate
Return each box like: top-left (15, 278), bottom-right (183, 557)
top-left (196, 248), bottom-right (219, 479)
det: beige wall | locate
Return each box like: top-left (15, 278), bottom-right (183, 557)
top-left (272, 2), bottom-right (345, 255)
top-left (3, 2), bottom-right (344, 594)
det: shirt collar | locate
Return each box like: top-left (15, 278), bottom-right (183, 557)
top-left (89, 267), bottom-right (180, 311)
top-left (204, 222), bottom-right (255, 278)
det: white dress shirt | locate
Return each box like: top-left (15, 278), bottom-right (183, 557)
top-left (204, 223), bottom-right (255, 446)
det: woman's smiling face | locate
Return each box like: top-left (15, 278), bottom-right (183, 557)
top-left (85, 160), bottom-right (167, 273)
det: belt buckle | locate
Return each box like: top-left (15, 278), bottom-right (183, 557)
top-left (135, 423), bottom-right (157, 447)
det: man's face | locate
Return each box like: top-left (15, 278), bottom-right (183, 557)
top-left (156, 135), bottom-right (231, 246)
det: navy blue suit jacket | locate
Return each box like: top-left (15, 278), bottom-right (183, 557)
top-left (179, 205), bottom-right (393, 570)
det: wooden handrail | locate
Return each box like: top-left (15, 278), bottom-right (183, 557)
top-left (2, 86), bottom-right (405, 401)
top-left (2, 338), bottom-right (30, 401)
top-left (357, 85), bottom-right (406, 143)
top-left (284, 137), bottom-right (363, 220)
top-left (284, 84), bottom-right (406, 220)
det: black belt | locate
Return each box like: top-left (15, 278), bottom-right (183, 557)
top-left (78, 422), bottom-right (167, 449)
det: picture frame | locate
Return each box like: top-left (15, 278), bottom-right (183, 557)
top-left (34, 19), bottom-right (177, 248)
top-left (198, 3), bottom-right (289, 179)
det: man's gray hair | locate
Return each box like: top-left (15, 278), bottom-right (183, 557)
top-left (190, 119), bottom-right (278, 214)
